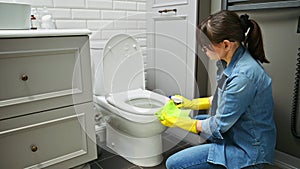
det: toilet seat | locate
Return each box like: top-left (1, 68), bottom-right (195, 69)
top-left (94, 93), bottom-right (166, 123)
top-left (106, 88), bottom-right (168, 115)
top-left (93, 34), bottom-right (169, 123)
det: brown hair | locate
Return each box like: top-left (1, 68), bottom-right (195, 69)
top-left (197, 10), bottom-right (269, 64)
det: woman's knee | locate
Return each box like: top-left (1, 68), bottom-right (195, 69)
top-left (165, 144), bottom-right (212, 169)
top-left (165, 155), bottom-right (178, 169)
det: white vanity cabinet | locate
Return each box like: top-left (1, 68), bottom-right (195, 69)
top-left (0, 30), bottom-right (97, 169)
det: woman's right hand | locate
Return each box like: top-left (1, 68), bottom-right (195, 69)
top-left (171, 95), bottom-right (211, 110)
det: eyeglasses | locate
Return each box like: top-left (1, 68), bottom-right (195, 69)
top-left (201, 45), bottom-right (214, 53)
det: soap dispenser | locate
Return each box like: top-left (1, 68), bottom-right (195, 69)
top-left (40, 7), bottom-right (56, 29)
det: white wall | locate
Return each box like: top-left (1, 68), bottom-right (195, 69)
top-left (15, 0), bottom-right (147, 82)
top-left (206, 0), bottom-right (222, 95)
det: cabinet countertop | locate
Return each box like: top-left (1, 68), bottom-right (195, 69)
top-left (0, 29), bottom-right (92, 38)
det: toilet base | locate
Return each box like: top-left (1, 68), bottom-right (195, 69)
top-left (106, 123), bottom-right (163, 167)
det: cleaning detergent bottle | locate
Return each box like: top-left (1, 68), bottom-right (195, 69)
top-left (170, 95), bottom-right (183, 105)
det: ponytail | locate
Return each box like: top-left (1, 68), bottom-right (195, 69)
top-left (240, 14), bottom-right (269, 63)
top-left (198, 11), bottom-right (270, 64)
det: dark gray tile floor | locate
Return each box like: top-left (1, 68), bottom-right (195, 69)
top-left (88, 131), bottom-right (282, 169)
top-left (89, 147), bottom-right (282, 169)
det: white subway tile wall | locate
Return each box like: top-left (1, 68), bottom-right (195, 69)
top-left (15, 0), bottom-right (147, 85)
top-left (86, 0), bottom-right (113, 9)
top-left (16, 0), bottom-right (146, 43)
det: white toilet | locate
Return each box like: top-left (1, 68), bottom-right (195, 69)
top-left (93, 34), bottom-right (169, 167)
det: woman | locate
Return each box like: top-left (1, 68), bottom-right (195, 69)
top-left (159, 10), bottom-right (276, 169)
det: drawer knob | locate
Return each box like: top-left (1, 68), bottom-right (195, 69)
top-left (21, 74), bottom-right (29, 81)
top-left (31, 145), bottom-right (38, 152)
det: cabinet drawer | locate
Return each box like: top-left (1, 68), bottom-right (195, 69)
top-left (0, 36), bottom-right (92, 119)
top-left (0, 102), bottom-right (96, 169)
top-left (0, 48), bottom-right (76, 101)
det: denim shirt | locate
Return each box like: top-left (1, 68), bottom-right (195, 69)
top-left (201, 45), bottom-right (276, 169)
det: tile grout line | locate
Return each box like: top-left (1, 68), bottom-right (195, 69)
top-left (94, 162), bottom-right (104, 169)
top-left (127, 166), bottom-right (142, 169)
top-left (96, 154), bottom-right (117, 162)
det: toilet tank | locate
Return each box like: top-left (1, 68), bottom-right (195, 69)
top-left (94, 34), bottom-right (145, 96)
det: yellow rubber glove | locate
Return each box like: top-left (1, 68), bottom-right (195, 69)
top-left (161, 113), bottom-right (198, 134)
top-left (173, 95), bottom-right (211, 110)
top-left (155, 101), bottom-right (198, 134)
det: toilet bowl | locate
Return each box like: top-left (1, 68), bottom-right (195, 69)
top-left (93, 34), bottom-right (169, 167)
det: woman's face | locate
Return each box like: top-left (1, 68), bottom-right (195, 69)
top-left (202, 43), bottom-right (225, 60)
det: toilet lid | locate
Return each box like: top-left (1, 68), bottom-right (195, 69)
top-left (106, 89), bottom-right (169, 115)
top-left (96, 34), bottom-right (145, 96)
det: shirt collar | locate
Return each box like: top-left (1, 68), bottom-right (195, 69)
top-left (216, 60), bottom-right (227, 76)
top-left (223, 45), bottom-right (245, 77)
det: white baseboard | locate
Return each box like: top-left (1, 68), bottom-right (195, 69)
top-left (274, 150), bottom-right (300, 169)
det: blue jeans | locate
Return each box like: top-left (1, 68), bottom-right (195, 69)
top-left (166, 143), bottom-right (224, 169)
top-left (166, 144), bottom-right (265, 169)
top-left (165, 115), bottom-right (265, 169)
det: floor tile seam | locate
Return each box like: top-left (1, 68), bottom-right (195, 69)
top-left (96, 154), bottom-right (117, 162)
top-left (94, 162), bottom-right (104, 169)
top-left (164, 145), bottom-right (184, 153)
top-left (127, 166), bottom-right (142, 169)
